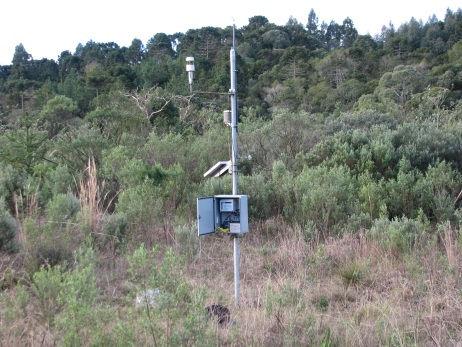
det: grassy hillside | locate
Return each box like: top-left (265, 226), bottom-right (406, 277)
top-left (1, 8), bottom-right (462, 346)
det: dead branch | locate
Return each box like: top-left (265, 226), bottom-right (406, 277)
top-left (124, 88), bottom-right (195, 122)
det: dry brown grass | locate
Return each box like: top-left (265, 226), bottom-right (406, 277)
top-left (79, 157), bottom-right (103, 234)
top-left (185, 223), bottom-right (462, 346)
top-left (2, 218), bottom-right (462, 346)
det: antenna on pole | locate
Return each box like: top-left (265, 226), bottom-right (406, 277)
top-left (232, 21), bottom-right (236, 48)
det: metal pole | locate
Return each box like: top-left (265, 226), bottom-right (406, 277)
top-left (230, 27), bottom-right (238, 196)
top-left (233, 236), bottom-right (240, 305)
top-left (230, 25), bottom-right (240, 306)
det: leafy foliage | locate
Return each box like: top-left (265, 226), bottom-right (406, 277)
top-left (0, 198), bottom-right (17, 252)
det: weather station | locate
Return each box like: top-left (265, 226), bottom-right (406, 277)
top-left (187, 26), bottom-right (248, 306)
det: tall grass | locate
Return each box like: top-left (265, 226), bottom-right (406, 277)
top-left (79, 157), bottom-right (102, 234)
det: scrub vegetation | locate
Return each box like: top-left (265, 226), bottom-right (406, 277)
top-left (1, 8), bottom-right (462, 346)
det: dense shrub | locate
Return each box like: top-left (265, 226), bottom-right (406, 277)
top-left (31, 246), bottom-right (106, 345)
top-left (416, 161), bottom-right (461, 222)
top-left (271, 160), bottom-right (295, 217)
top-left (369, 215), bottom-right (429, 252)
top-left (101, 213), bottom-right (128, 246)
top-left (358, 173), bottom-right (388, 221)
top-left (0, 164), bottom-right (24, 207)
top-left (45, 165), bottom-right (75, 198)
top-left (46, 193), bottom-right (80, 229)
top-left (240, 174), bottom-right (275, 220)
top-left (293, 165), bottom-right (359, 235)
top-left (126, 245), bottom-right (211, 345)
top-left (240, 110), bottom-right (324, 173)
top-left (116, 182), bottom-right (160, 227)
top-left (390, 122), bottom-right (462, 171)
top-left (0, 199), bottom-right (17, 252)
top-left (32, 241), bottom-right (73, 269)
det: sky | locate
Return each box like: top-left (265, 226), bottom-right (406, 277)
top-left (0, 0), bottom-right (460, 65)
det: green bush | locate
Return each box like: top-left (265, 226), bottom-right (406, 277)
top-left (101, 213), bottom-right (128, 246)
top-left (142, 126), bottom-right (229, 184)
top-left (419, 161), bottom-right (460, 223)
top-left (369, 215), bottom-right (428, 252)
top-left (46, 193), bottom-right (80, 229)
top-left (101, 145), bottom-right (133, 181)
top-left (240, 174), bottom-right (275, 220)
top-left (52, 124), bottom-right (109, 172)
top-left (29, 164), bottom-right (76, 206)
top-left (358, 173), bottom-right (388, 221)
top-left (197, 175), bottom-right (232, 197)
top-left (116, 162), bottom-right (188, 232)
top-left (32, 237), bottom-right (72, 269)
top-left (0, 199), bottom-right (17, 252)
top-left (270, 160), bottom-right (293, 216)
top-left (30, 246), bottom-right (105, 345)
top-left (126, 245), bottom-right (211, 345)
top-left (313, 295), bottom-right (329, 312)
top-left (116, 182), bottom-right (163, 231)
top-left (46, 165), bottom-right (75, 198)
top-left (293, 165), bottom-right (359, 235)
top-left (55, 246), bottom-right (99, 346)
top-left (338, 260), bottom-right (367, 287)
top-left (22, 217), bottom-right (74, 272)
top-left (32, 265), bottom-right (64, 326)
top-left (0, 164), bottom-right (24, 205)
top-left (384, 159), bottom-right (420, 218)
top-left (394, 122), bottom-right (462, 172)
top-left (384, 160), bottom-right (460, 222)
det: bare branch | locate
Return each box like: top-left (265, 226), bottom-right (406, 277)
top-left (124, 87), bottom-right (193, 122)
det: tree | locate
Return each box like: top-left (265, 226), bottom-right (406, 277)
top-left (324, 21), bottom-right (343, 50)
top-left (284, 17), bottom-right (308, 46)
top-left (444, 8), bottom-right (462, 46)
top-left (176, 27), bottom-right (224, 61)
top-left (127, 38), bottom-right (145, 64)
top-left (307, 9), bottom-right (318, 35)
top-left (138, 57), bottom-right (171, 88)
top-left (85, 91), bottom-right (148, 143)
top-left (58, 50), bottom-right (83, 81)
top-left (146, 33), bottom-right (174, 59)
top-left (29, 59), bottom-right (59, 82)
top-left (58, 70), bottom-right (94, 113)
top-left (262, 29), bottom-right (290, 49)
top-left (84, 62), bottom-right (113, 97)
top-left (247, 16), bottom-right (269, 31)
top-left (317, 49), bottom-right (356, 88)
top-left (11, 44), bottom-right (32, 81)
top-left (0, 117), bottom-right (48, 173)
top-left (12, 43), bottom-right (31, 65)
top-left (40, 95), bottom-right (78, 137)
top-left (306, 9), bottom-right (322, 49)
top-left (376, 65), bottom-right (429, 107)
top-left (341, 18), bottom-right (358, 48)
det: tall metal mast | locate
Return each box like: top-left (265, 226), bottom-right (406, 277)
top-left (229, 25), bottom-right (241, 306)
top-left (230, 26), bottom-right (238, 197)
